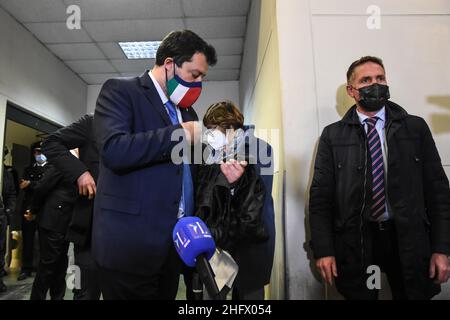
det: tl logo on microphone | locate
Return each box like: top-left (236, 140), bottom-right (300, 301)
top-left (174, 222), bottom-right (212, 250)
top-left (188, 222), bottom-right (212, 238)
top-left (174, 228), bottom-right (191, 250)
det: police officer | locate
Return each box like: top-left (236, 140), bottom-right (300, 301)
top-left (17, 144), bottom-right (49, 281)
top-left (28, 160), bottom-right (77, 300)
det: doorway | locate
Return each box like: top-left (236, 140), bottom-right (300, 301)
top-left (1, 102), bottom-right (61, 296)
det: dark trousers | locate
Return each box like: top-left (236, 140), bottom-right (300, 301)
top-left (232, 287), bottom-right (265, 300)
top-left (370, 221), bottom-right (408, 300)
top-left (98, 245), bottom-right (181, 300)
top-left (182, 265), bottom-right (264, 300)
top-left (0, 215), bottom-right (7, 272)
top-left (182, 266), bottom-right (195, 300)
top-left (30, 227), bottom-right (69, 300)
top-left (72, 244), bottom-right (101, 300)
top-left (340, 221), bottom-right (408, 300)
top-left (21, 219), bottom-right (37, 273)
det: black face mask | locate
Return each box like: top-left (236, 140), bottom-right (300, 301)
top-left (357, 83), bottom-right (390, 112)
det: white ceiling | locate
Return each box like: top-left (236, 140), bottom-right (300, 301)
top-left (0, 0), bottom-right (250, 84)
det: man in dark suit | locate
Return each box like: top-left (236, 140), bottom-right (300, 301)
top-left (42, 114), bottom-right (101, 300)
top-left (309, 56), bottom-right (450, 299)
top-left (94, 30), bottom-right (247, 299)
top-left (28, 161), bottom-right (77, 300)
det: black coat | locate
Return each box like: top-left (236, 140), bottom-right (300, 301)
top-left (309, 101), bottom-right (450, 299)
top-left (233, 137), bottom-right (275, 292)
top-left (20, 164), bottom-right (46, 212)
top-left (1, 166), bottom-right (16, 219)
top-left (18, 163), bottom-right (48, 230)
top-left (42, 114), bottom-right (99, 246)
top-left (195, 163), bottom-right (268, 250)
top-left (195, 138), bottom-right (275, 292)
top-left (31, 163), bottom-right (77, 233)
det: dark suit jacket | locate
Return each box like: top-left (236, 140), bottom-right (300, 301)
top-left (42, 114), bottom-right (98, 246)
top-left (31, 164), bottom-right (78, 233)
top-left (93, 71), bottom-right (198, 276)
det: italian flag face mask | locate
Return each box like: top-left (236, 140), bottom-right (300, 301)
top-left (166, 64), bottom-right (202, 109)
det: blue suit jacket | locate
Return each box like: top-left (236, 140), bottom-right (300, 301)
top-left (93, 71), bottom-right (198, 275)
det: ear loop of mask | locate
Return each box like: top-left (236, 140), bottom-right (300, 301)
top-left (165, 64), bottom-right (168, 96)
top-left (349, 85), bottom-right (358, 99)
top-left (218, 128), bottom-right (228, 163)
top-left (226, 105), bottom-right (239, 161)
top-left (165, 59), bottom-right (176, 98)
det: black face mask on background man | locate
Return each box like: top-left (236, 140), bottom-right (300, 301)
top-left (358, 83), bottom-right (390, 112)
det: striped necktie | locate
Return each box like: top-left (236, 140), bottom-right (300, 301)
top-left (365, 117), bottom-right (386, 221)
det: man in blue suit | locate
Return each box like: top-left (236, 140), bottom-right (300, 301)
top-left (93, 30), bottom-right (246, 299)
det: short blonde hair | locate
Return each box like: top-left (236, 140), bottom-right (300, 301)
top-left (203, 101), bottom-right (244, 130)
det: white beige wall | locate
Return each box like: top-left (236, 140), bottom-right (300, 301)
top-left (276, 0), bottom-right (323, 300)
top-left (274, 0), bottom-right (450, 299)
top-left (240, 0), bottom-right (285, 300)
top-left (0, 5), bottom-right (86, 196)
top-left (0, 7), bottom-right (87, 126)
top-left (86, 84), bottom-right (102, 115)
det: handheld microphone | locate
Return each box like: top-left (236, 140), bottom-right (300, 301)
top-left (173, 216), bottom-right (219, 298)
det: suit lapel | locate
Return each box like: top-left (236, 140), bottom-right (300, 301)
top-left (139, 71), bottom-right (171, 125)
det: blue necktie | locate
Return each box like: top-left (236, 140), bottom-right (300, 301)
top-left (365, 117), bottom-right (386, 221)
top-left (165, 100), bottom-right (194, 217)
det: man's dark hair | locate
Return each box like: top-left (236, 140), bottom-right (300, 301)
top-left (346, 56), bottom-right (385, 83)
top-left (155, 30), bottom-right (217, 67)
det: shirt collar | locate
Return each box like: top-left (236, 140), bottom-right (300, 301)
top-left (356, 106), bottom-right (386, 125)
top-left (148, 70), bottom-right (168, 105)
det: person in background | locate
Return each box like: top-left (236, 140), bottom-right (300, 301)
top-left (42, 114), bottom-right (101, 300)
top-left (0, 147), bottom-right (17, 293)
top-left (17, 144), bottom-right (48, 281)
top-left (27, 156), bottom-right (77, 300)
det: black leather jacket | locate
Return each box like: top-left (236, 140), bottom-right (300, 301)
top-left (195, 160), bottom-right (268, 251)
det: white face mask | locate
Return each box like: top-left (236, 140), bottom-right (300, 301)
top-left (35, 154), bottom-right (47, 164)
top-left (204, 128), bottom-right (227, 150)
